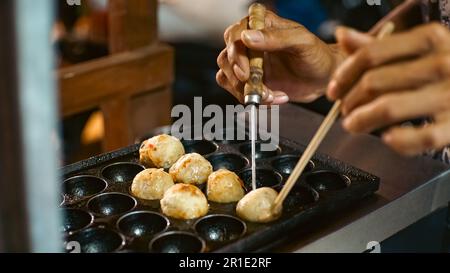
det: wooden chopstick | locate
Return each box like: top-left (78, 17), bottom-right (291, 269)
top-left (272, 22), bottom-right (395, 212)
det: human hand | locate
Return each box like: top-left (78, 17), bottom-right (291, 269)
top-left (217, 11), bottom-right (343, 104)
top-left (327, 23), bottom-right (450, 156)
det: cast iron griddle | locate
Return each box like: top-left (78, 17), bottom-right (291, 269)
top-left (60, 134), bottom-right (379, 253)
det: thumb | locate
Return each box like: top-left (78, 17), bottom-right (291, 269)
top-left (261, 86), bottom-right (289, 105)
top-left (241, 27), bottom-right (316, 52)
top-left (336, 26), bottom-right (373, 54)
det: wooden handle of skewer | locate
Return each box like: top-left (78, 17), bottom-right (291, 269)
top-left (272, 22), bottom-right (395, 212)
top-left (244, 3), bottom-right (266, 102)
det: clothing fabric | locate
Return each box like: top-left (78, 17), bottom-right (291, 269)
top-left (421, 1), bottom-right (450, 164)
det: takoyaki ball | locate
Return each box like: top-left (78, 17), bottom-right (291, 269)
top-left (160, 183), bottom-right (209, 220)
top-left (131, 168), bottom-right (174, 200)
top-left (207, 169), bottom-right (245, 203)
top-left (139, 134), bottom-right (185, 169)
top-left (236, 187), bottom-right (281, 223)
top-left (169, 153), bottom-right (212, 185)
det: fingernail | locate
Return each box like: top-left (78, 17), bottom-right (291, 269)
top-left (382, 133), bottom-right (393, 144)
top-left (338, 26), bottom-right (359, 37)
top-left (274, 94), bottom-right (289, 104)
top-left (335, 26), bottom-right (348, 38)
top-left (327, 80), bottom-right (338, 100)
top-left (266, 93), bottom-right (274, 102)
top-left (342, 117), bottom-right (352, 130)
top-left (345, 28), bottom-right (358, 37)
top-left (243, 30), bottom-right (264, 43)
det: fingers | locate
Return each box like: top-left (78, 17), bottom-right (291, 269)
top-left (257, 85), bottom-right (290, 105)
top-left (217, 49), bottom-right (245, 103)
top-left (225, 17), bottom-right (250, 81)
top-left (223, 11), bottom-right (304, 82)
top-left (217, 48), bottom-right (270, 104)
top-left (341, 53), bottom-right (450, 114)
top-left (216, 69), bottom-right (244, 103)
top-left (382, 114), bottom-right (450, 156)
top-left (327, 23), bottom-right (450, 101)
top-left (335, 26), bottom-right (374, 55)
top-left (216, 68), bottom-right (289, 105)
top-left (220, 18), bottom-right (250, 103)
top-left (241, 26), bottom-right (316, 53)
top-left (218, 11), bottom-right (301, 104)
top-left (235, 10), bottom-right (316, 53)
top-left (342, 80), bottom-right (450, 134)
top-left (271, 91), bottom-right (290, 104)
top-left (217, 49), bottom-right (241, 90)
top-left (264, 10), bottom-right (300, 29)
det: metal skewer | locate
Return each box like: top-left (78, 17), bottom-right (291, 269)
top-left (245, 3), bottom-right (266, 191)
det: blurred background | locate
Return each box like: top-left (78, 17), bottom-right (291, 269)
top-left (2, 0), bottom-right (449, 254)
top-left (55, 0), bottom-right (396, 164)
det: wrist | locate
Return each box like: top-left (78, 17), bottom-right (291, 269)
top-left (304, 43), bottom-right (344, 100)
top-left (329, 43), bottom-right (347, 75)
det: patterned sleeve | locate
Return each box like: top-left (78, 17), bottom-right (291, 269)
top-left (440, 0), bottom-right (450, 27)
top-left (403, 120), bottom-right (450, 165)
top-left (430, 147), bottom-right (450, 164)
top-left (436, 1), bottom-right (450, 164)
top-left (422, 0), bottom-right (450, 26)
top-left (411, 1), bottom-right (450, 164)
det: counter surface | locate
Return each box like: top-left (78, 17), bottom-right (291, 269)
top-left (273, 104), bottom-right (450, 252)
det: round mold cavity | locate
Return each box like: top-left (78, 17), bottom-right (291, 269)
top-left (306, 171), bottom-right (351, 192)
top-left (271, 155), bottom-right (314, 176)
top-left (115, 248), bottom-right (141, 253)
top-left (61, 208), bottom-right (93, 234)
top-left (283, 186), bottom-right (319, 212)
top-left (63, 175), bottom-right (108, 203)
top-left (149, 231), bottom-right (206, 253)
top-left (101, 162), bottom-right (145, 183)
top-left (207, 153), bottom-right (249, 172)
top-left (239, 168), bottom-right (283, 190)
top-left (239, 142), bottom-right (281, 160)
top-left (66, 227), bottom-right (125, 253)
top-left (87, 192), bottom-right (137, 217)
top-left (117, 211), bottom-right (170, 238)
top-left (211, 128), bottom-right (249, 144)
top-left (194, 214), bottom-right (246, 244)
top-left (182, 140), bottom-right (218, 156)
top-left (138, 125), bottom-right (173, 142)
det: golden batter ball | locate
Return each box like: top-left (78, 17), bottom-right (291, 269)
top-left (131, 168), bottom-right (174, 200)
top-left (160, 183), bottom-right (209, 220)
top-left (169, 153), bottom-right (212, 185)
top-left (207, 169), bottom-right (245, 203)
top-left (236, 187), bottom-right (282, 223)
top-left (139, 134), bottom-right (185, 169)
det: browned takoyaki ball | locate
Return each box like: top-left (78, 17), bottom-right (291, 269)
top-left (139, 134), bottom-right (185, 169)
top-left (207, 169), bottom-right (245, 203)
top-left (160, 183), bottom-right (209, 220)
top-left (131, 168), bottom-right (174, 200)
top-left (169, 153), bottom-right (212, 185)
top-left (236, 187), bottom-right (281, 223)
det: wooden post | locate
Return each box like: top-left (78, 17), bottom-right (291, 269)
top-left (102, 0), bottom-right (171, 151)
top-left (102, 0), bottom-right (160, 151)
top-left (0, 0), bottom-right (30, 252)
top-left (101, 97), bottom-right (132, 151)
top-left (108, 0), bottom-right (158, 53)
top-left (0, 0), bottom-right (61, 252)
top-left (59, 0), bottom-right (173, 152)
